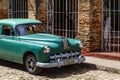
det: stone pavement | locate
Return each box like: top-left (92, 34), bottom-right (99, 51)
top-left (82, 56), bottom-right (120, 73)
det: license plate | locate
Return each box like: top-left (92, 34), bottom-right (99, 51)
top-left (64, 59), bottom-right (74, 65)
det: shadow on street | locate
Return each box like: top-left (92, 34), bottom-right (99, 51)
top-left (0, 59), bottom-right (97, 79)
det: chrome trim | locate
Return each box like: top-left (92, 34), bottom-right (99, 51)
top-left (78, 41), bottom-right (83, 48)
top-left (63, 39), bottom-right (69, 50)
top-left (36, 56), bottom-right (85, 68)
top-left (49, 51), bottom-right (80, 61)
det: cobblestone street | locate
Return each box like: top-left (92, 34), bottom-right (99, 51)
top-left (0, 60), bottom-right (120, 80)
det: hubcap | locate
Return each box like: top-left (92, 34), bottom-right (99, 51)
top-left (26, 57), bottom-right (36, 72)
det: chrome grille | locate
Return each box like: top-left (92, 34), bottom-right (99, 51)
top-left (49, 51), bottom-right (80, 63)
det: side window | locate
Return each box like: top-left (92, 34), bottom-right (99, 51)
top-left (2, 25), bottom-right (15, 36)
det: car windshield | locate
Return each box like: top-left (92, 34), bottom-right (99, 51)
top-left (15, 23), bottom-right (46, 36)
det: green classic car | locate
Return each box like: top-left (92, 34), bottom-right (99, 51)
top-left (0, 19), bottom-right (85, 74)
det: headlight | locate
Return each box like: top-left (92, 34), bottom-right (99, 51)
top-left (78, 41), bottom-right (83, 48)
top-left (43, 46), bottom-right (51, 53)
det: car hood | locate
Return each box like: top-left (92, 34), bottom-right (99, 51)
top-left (18, 33), bottom-right (80, 53)
top-left (19, 33), bottom-right (63, 43)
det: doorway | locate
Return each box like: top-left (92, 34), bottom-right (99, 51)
top-left (102, 0), bottom-right (120, 52)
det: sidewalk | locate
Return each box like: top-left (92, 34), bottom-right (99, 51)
top-left (82, 56), bottom-right (120, 73)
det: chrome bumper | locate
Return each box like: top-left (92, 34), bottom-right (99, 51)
top-left (36, 56), bottom-right (85, 68)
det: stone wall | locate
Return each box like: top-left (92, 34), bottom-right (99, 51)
top-left (37, 0), bottom-right (47, 24)
top-left (77, 0), bottom-right (102, 51)
top-left (0, 0), bottom-right (8, 19)
top-left (76, 0), bottom-right (91, 48)
top-left (27, 0), bottom-right (47, 23)
top-left (91, 0), bottom-right (101, 51)
top-left (28, 0), bottom-right (36, 19)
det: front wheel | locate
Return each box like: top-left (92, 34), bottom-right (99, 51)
top-left (24, 54), bottom-right (42, 75)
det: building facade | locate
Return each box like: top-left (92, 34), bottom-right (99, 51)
top-left (0, 0), bottom-right (119, 52)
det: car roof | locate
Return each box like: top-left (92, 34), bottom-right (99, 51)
top-left (0, 18), bottom-right (42, 27)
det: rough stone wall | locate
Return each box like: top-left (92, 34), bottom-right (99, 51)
top-left (37, 0), bottom-right (47, 24)
top-left (77, 0), bottom-right (102, 51)
top-left (76, 0), bottom-right (91, 48)
top-left (91, 0), bottom-right (101, 51)
top-left (0, 0), bottom-right (8, 19)
top-left (28, 0), bottom-right (36, 19)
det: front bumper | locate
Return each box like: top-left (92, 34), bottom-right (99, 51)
top-left (36, 56), bottom-right (85, 68)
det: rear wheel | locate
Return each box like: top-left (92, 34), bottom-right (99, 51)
top-left (24, 54), bottom-right (42, 75)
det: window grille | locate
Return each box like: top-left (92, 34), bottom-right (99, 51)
top-left (47, 0), bottom-right (79, 38)
top-left (8, 0), bottom-right (28, 18)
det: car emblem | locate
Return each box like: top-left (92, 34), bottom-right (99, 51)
top-left (63, 39), bottom-right (69, 50)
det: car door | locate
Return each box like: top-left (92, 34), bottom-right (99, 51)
top-left (0, 25), bottom-right (15, 61)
